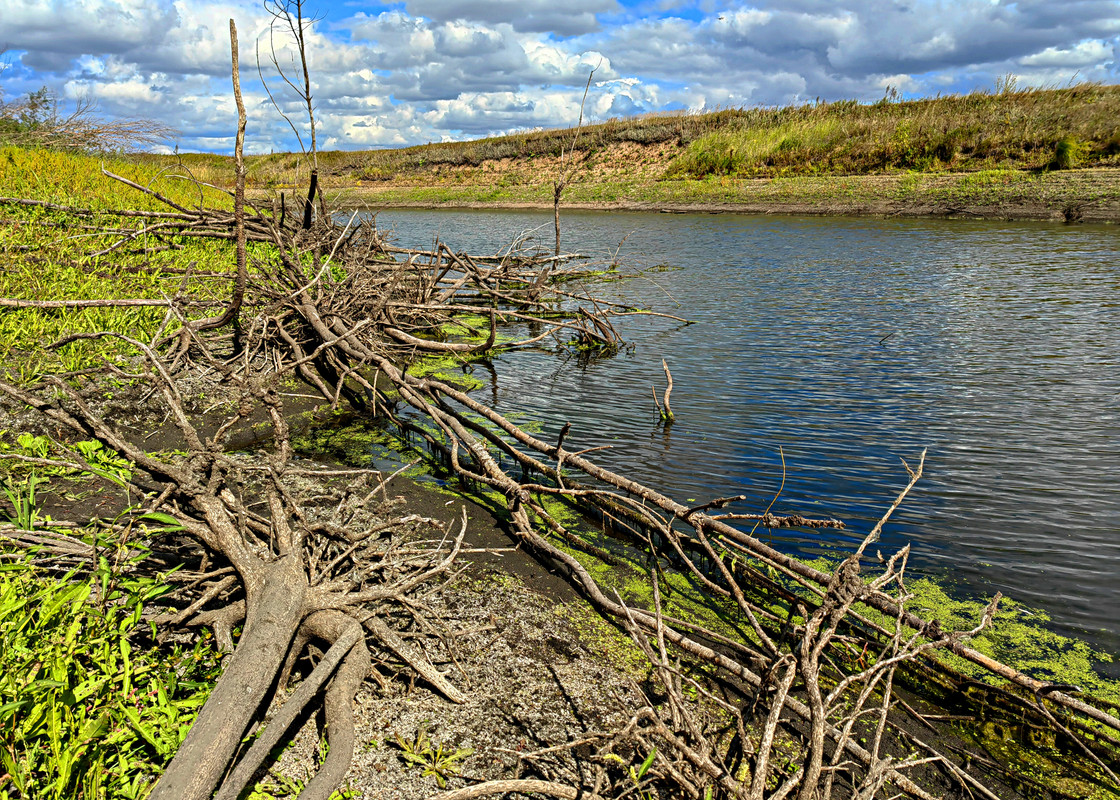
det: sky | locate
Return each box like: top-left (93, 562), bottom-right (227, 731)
top-left (2, 0), bottom-right (1119, 154)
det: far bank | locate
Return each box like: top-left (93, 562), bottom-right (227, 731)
top-left (325, 167), bottom-right (1120, 223)
top-left (202, 83), bottom-right (1120, 223)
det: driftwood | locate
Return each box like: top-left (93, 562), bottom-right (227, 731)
top-left (652, 357), bottom-right (674, 422)
top-left (5, 156), bottom-right (1120, 794)
top-left (6, 132), bottom-right (1120, 794)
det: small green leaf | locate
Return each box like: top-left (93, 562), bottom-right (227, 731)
top-left (138, 511), bottom-right (184, 531)
top-left (124, 706), bottom-right (164, 754)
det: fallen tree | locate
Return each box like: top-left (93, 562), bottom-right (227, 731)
top-left (1, 11), bottom-right (1118, 800)
top-left (2, 143), bottom-right (1119, 798)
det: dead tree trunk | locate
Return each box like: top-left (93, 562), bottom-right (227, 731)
top-left (151, 558), bottom-right (307, 800)
top-left (553, 66), bottom-right (596, 255)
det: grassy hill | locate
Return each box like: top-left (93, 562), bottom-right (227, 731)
top-left (146, 82), bottom-right (1120, 220)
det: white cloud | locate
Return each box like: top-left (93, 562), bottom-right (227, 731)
top-left (1021, 40), bottom-right (1114, 68)
top-left (1, 0), bottom-right (1117, 153)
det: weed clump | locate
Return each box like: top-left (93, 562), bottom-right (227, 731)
top-left (1051, 135), bottom-right (1084, 170)
top-left (0, 559), bottom-right (221, 799)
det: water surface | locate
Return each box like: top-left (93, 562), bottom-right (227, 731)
top-left (375, 208), bottom-right (1120, 653)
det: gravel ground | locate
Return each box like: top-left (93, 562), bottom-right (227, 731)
top-left (262, 563), bottom-right (653, 799)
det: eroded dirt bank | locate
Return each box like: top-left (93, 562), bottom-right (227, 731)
top-left (327, 167), bottom-right (1120, 223)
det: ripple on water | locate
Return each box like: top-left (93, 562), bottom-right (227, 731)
top-left (376, 208), bottom-right (1120, 653)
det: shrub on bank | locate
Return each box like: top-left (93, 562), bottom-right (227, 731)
top-left (1052, 135), bottom-right (1085, 170)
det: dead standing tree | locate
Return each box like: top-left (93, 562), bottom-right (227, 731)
top-left (553, 65), bottom-right (597, 255)
top-left (259, 0), bottom-right (323, 229)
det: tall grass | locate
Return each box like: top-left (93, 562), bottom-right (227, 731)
top-left (137, 83), bottom-right (1120, 187)
top-left (669, 83), bottom-right (1120, 178)
top-left (1, 147), bottom-right (230, 210)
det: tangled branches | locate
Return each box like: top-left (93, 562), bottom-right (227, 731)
top-left (2, 154), bottom-right (1119, 800)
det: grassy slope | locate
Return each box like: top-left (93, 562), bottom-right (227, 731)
top-left (0, 147), bottom-right (237, 379)
top-left (0, 149), bottom-right (236, 797)
top-left (151, 83), bottom-right (1120, 220)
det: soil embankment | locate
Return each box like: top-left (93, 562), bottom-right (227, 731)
top-left (227, 82), bottom-right (1120, 223)
top-left (337, 166), bottom-right (1120, 222)
top-left (249, 142), bottom-right (1120, 222)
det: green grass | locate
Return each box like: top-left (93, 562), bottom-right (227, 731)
top-left (0, 557), bottom-right (222, 800)
top-left (0, 147), bottom-right (230, 210)
top-left (0, 147), bottom-right (248, 380)
top-left (667, 83), bottom-right (1120, 178)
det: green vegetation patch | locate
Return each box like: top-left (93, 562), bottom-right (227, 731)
top-left (0, 146), bottom-right (244, 380)
top-left (904, 577), bottom-right (1120, 705)
top-left (0, 147), bottom-right (230, 211)
top-left (0, 558), bottom-right (221, 800)
top-left (664, 83), bottom-right (1120, 179)
top-left (409, 355), bottom-right (487, 392)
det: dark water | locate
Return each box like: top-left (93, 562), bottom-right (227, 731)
top-left (374, 208), bottom-right (1120, 653)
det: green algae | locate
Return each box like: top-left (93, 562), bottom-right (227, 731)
top-left (552, 600), bottom-right (649, 678)
top-left (904, 577), bottom-right (1119, 705)
top-left (293, 408), bottom-right (1120, 800)
top-left (791, 556), bottom-right (1120, 707)
top-left (294, 410), bottom-right (1120, 715)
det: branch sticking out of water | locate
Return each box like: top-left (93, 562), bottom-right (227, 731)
top-left (653, 358), bottom-right (674, 423)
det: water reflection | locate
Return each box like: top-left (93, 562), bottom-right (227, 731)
top-left (374, 208), bottom-right (1120, 652)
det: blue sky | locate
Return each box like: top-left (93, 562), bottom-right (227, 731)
top-left (2, 0), bottom-right (1118, 153)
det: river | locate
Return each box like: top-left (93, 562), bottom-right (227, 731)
top-left (371, 207), bottom-right (1120, 656)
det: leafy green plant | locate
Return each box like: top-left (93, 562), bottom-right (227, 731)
top-left (2, 472), bottom-right (47, 530)
top-left (394, 724), bottom-right (472, 788)
top-left (247, 773), bottom-right (355, 800)
top-left (248, 769), bottom-right (308, 799)
top-left (629, 746), bottom-right (657, 785)
top-left (74, 439), bottom-right (133, 486)
top-left (14, 433), bottom-right (49, 461)
top-left (0, 433), bottom-right (55, 482)
top-left (244, 729), bottom-right (357, 800)
top-left (0, 558), bottom-right (221, 799)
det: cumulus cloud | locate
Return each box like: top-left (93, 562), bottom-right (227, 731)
top-left (1, 0), bottom-right (1117, 153)
top-left (4, 0), bottom-right (180, 72)
top-left (1020, 40), bottom-right (1115, 68)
